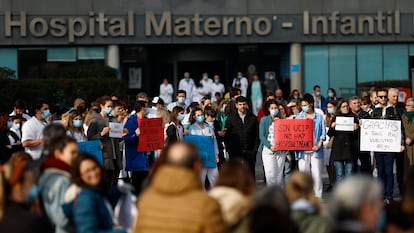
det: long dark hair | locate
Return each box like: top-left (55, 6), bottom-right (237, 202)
top-left (71, 154), bottom-right (107, 194)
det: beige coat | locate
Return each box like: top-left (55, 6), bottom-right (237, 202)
top-left (402, 114), bottom-right (414, 166)
top-left (134, 165), bottom-right (227, 233)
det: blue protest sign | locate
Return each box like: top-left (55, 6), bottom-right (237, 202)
top-left (184, 135), bottom-right (216, 168)
top-left (78, 140), bottom-right (103, 165)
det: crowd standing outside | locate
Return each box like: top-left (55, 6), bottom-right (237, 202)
top-left (3, 68), bottom-right (414, 233)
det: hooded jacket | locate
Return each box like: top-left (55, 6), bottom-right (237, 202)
top-left (134, 165), bottom-right (227, 233)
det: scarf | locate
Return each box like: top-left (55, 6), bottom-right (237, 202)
top-left (404, 110), bottom-right (414, 123)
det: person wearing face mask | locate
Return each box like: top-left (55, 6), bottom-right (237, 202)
top-left (324, 100), bottom-right (337, 192)
top-left (22, 99), bottom-right (50, 160)
top-left (289, 89), bottom-right (301, 102)
top-left (211, 75), bottom-right (225, 103)
top-left (259, 100), bottom-right (288, 186)
top-left (312, 85), bottom-right (325, 110)
top-left (322, 88), bottom-right (337, 111)
top-left (295, 94), bottom-right (326, 200)
top-left (66, 111), bottom-right (87, 143)
top-left (189, 107), bottom-right (219, 190)
top-left (232, 72), bottom-right (248, 98)
top-left (166, 106), bottom-right (185, 144)
top-left (87, 96), bottom-right (119, 189)
top-left (6, 116), bottom-right (24, 156)
top-left (0, 152), bottom-right (54, 233)
top-left (178, 72), bottom-right (195, 106)
top-left (167, 90), bottom-right (187, 112)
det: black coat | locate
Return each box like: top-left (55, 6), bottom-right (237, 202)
top-left (0, 201), bottom-right (53, 233)
top-left (224, 111), bottom-right (259, 154)
top-left (328, 114), bottom-right (358, 161)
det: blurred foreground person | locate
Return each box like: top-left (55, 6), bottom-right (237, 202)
top-left (329, 175), bottom-right (384, 233)
top-left (209, 159), bottom-right (255, 233)
top-left (134, 142), bottom-right (226, 233)
top-left (70, 154), bottom-right (126, 233)
top-left (250, 186), bottom-right (295, 233)
top-left (38, 136), bottom-right (79, 233)
top-left (0, 153), bottom-right (53, 233)
top-left (285, 172), bottom-right (332, 233)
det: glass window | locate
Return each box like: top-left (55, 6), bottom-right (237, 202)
top-left (383, 44), bottom-right (408, 80)
top-left (329, 45), bottom-right (356, 98)
top-left (77, 47), bottom-right (105, 60)
top-left (304, 45), bottom-right (329, 94)
top-left (0, 48), bottom-right (18, 79)
top-left (47, 48), bottom-right (76, 62)
top-left (357, 45), bottom-right (383, 83)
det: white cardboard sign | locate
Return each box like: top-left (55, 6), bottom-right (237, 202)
top-left (109, 122), bottom-right (123, 138)
top-left (360, 119), bottom-right (401, 152)
top-left (335, 116), bottom-right (354, 131)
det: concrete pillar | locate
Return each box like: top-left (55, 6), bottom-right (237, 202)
top-left (290, 43), bottom-right (303, 93)
top-left (107, 45), bottom-right (120, 79)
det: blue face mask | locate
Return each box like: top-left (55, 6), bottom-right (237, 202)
top-left (26, 185), bottom-right (39, 204)
top-left (270, 109), bottom-right (279, 117)
top-left (177, 114), bottom-right (185, 122)
top-left (196, 116), bottom-right (205, 123)
top-left (328, 92), bottom-right (334, 98)
top-left (302, 106), bottom-right (310, 113)
top-left (104, 107), bottom-right (112, 115)
top-left (294, 95), bottom-right (298, 99)
top-left (73, 120), bottom-right (83, 128)
top-left (7, 121), bottom-right (12, 129)
top-left (178, 97), bottom-right (186, 104)
top-left (42, 109), bottom-right (51, 119)
top-left (12, 123), bottom-right (20, 130)
top-left (316, 92), bottom-right (321, 97)
top-left (214, 79), bottom-right (220, 83)
top-left (327, 108), bottom-right (335, 114)
top-left (375, 209), bottom-right (386, 232)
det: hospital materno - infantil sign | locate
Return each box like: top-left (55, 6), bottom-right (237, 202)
top-left (0, 10), bottom-right (403, 43)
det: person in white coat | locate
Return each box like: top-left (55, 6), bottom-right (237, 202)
top-left (159, 78), bottom-right (174, 105)
top-left (232, 72), bottom-right (248, 97)
top-left (211, 75), bottom-right (225, 102)
top-left (178, 72), bottom-right (194, 106)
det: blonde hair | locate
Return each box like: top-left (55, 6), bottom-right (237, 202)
top-left (285, 171), bottom-right (322, 213)
top-left (156, 108), bottom-right (170, 126)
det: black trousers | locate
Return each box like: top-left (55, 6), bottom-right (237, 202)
top-left (356, 151), bottom-right (372, 175)
top-left (131, 171), bottom-right (149, 196)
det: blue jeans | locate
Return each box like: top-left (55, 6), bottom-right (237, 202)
top-left (375, 152), bottom-right (395, 199)
top-left (334, 160), bottom-right (354, 183)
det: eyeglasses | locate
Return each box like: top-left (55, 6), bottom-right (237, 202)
top-left (378, 96), bottom-right (387, 99)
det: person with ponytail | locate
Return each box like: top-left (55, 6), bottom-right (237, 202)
top-left (285, 171), bottom-right (332, 233)
top-left (0, 152), bottom-right (53, 233)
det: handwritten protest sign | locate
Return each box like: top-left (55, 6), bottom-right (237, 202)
top-left (78, 140), bottom-right (103, 165)
top-left (274, 119), bottom-right (313, 150)
top-left (184, 135), bottom-right (216, 168)
top-left (335, 116), bottom-right (354, 131)
top-left (109, 122), bottom-right (123, 138)
top-left (137, 118), bottom-right (164, 152)
top-left (360, 119), bottom-right (401, 152)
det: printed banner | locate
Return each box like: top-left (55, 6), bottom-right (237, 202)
top-left (137, 118), bottom-right (164, 152)
top-left (360, 119), bottom-right (401, 152)
top-left (274, 119), bottom-right (313, 150)
top-left (78, 140), bottom-right (103, 165)
top-left (184, 135), bottom-right (216, 168)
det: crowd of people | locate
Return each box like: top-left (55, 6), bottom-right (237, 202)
top-left (0, 71), bottom-right (414, 233)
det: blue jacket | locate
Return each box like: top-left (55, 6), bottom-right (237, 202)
top-left (295, 112), bottom-right (326, 159)
top-left (73, 188), bottom-right (125, 233)
top-left (123, 114), bottom-right (149, 171)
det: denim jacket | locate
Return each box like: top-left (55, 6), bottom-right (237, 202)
top-left (295, 111), bottom-right (326, 159)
